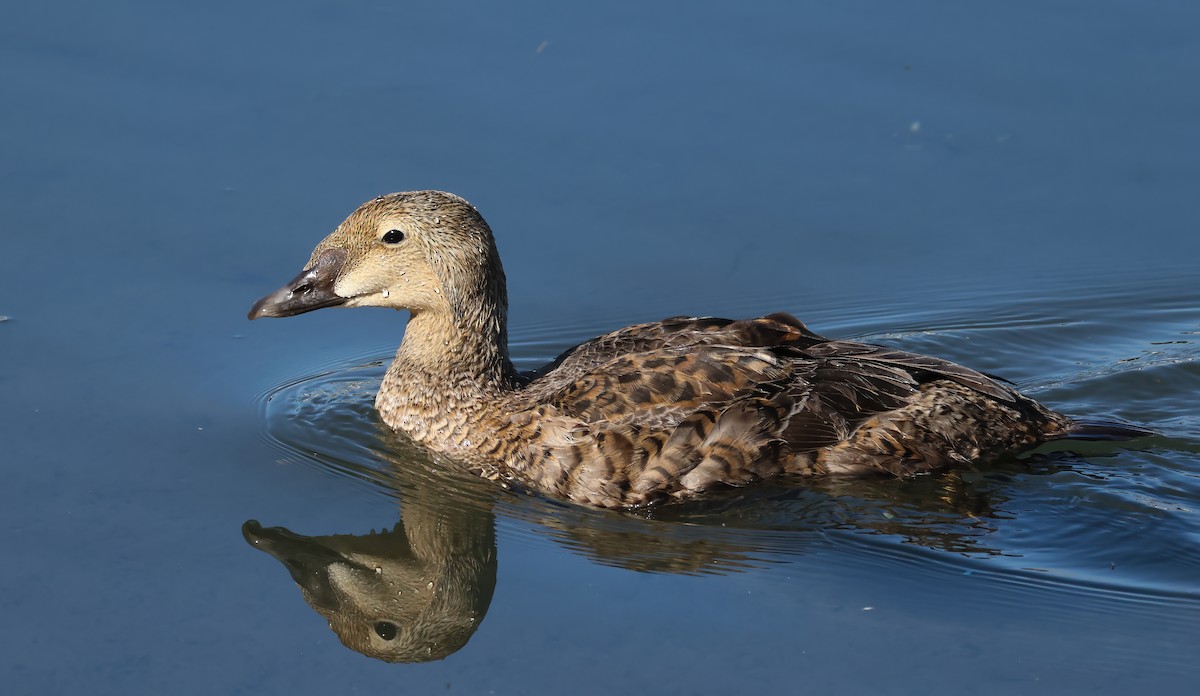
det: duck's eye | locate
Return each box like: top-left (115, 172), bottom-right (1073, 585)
top-left (382, 229), bottom-right (405, 244)
top-left (374, 621), bottom-right (398, 641)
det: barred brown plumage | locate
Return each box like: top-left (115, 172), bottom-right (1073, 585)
top-left (249, 190), bottom-right (1150, 508)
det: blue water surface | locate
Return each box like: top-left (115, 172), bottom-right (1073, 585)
top-left (2, 1), bottom-right (1198, 694)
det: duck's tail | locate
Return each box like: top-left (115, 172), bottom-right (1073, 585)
top-left (1061, 419), bottom-right (1156, 442)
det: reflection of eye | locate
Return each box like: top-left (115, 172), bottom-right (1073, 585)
top-left (382, 229), bottom-right (405, 244)
top-left (374, 621), bottom-right (398, 641)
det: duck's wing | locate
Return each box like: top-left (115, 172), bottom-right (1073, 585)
top-left (549, 343), bottom-right (794, 421)
top-left (524, 313), bottom-right (824, 389)
top-left (512, 315), bottom-right (1028, 506)
top-left (514, 341), bottom-right (928, 506)
top-left (509, 342), bottom-right (797, 506)
top-left (526, 312), bottom-right (1015, 419)
top-left (804, 341), bottom-right (1018, 403)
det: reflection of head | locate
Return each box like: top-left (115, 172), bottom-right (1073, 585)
top-left (243, 513), bottom-right (496, 662)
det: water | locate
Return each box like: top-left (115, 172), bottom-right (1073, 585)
top-left (2, 1), bottom-right (1198, 693)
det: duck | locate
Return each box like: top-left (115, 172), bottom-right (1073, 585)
top-left (249, 190), bottom-right (1146, 509)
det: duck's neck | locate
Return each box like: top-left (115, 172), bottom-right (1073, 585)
top-left (376, 306), bottom-right (520, 450)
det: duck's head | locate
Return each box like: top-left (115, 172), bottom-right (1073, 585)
top-left (248, 191), bottom-right (506, 325)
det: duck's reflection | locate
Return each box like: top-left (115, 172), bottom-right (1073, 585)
top-left (245, 432), bottom-right (1053, 662)
top-left (243, 484), bottom-right (495, 663)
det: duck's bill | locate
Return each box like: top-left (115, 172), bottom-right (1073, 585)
top-left (248, 249), bottom-right (348, 319)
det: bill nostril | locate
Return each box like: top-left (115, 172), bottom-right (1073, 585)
top-left (293, 283), bottom-right (313, 295)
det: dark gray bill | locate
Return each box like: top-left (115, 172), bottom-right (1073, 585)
top-left (248, 248), bottom-right (348, 319)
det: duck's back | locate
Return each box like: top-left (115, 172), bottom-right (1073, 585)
top-left (502, 313), bottom-right (1069, 507)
